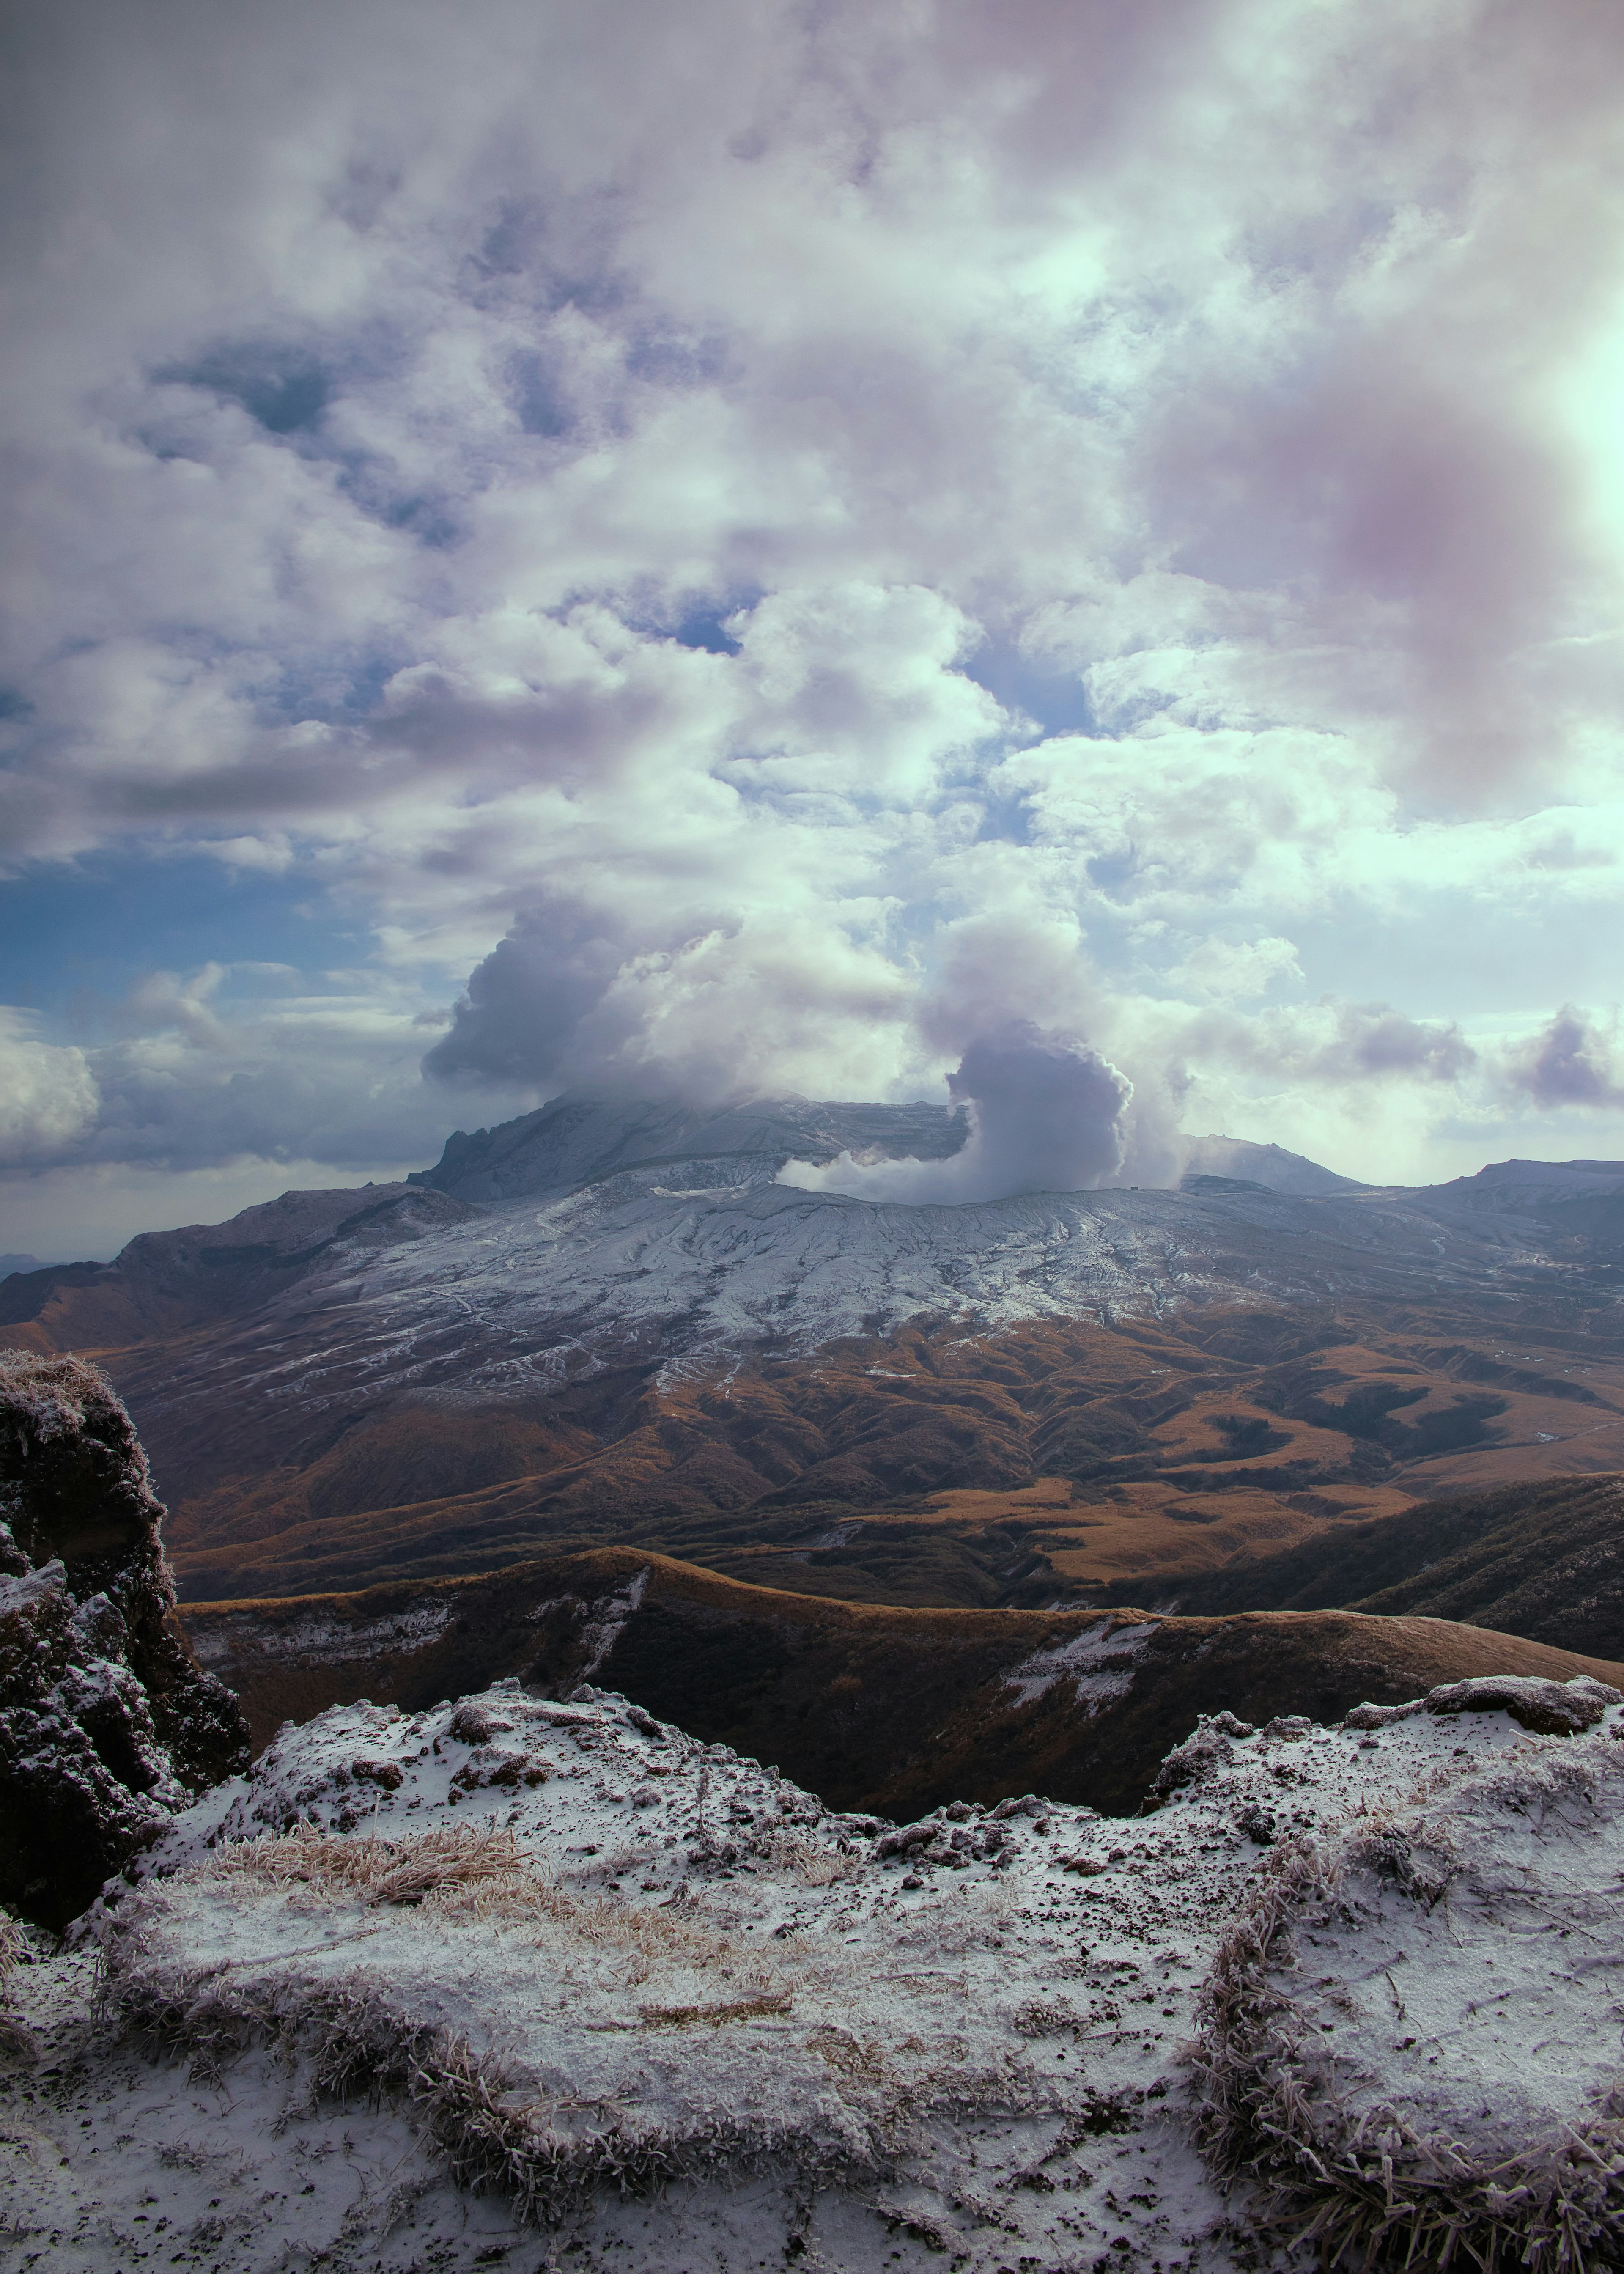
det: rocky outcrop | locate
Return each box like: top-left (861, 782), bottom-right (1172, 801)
top-left (0, 1353), bottom-right (250, 1926)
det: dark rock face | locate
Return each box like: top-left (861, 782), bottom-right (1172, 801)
top-left (0, 1354), bottom-right (250, 1927)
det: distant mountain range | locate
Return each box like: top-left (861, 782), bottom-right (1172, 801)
top-left (4, 1096), bottom-right (1623, 1609)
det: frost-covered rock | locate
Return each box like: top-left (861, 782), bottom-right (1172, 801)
top-left (1, 1641), bottom-right (1621, 2271)
top-left (0, 1353), bottom-right (249, 1924)
top-left (1342, 1668), bottom-right (1620, 1736)
top-left (0, 1671), bottom-right (1601, 2270)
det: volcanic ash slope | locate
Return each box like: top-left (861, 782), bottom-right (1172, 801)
top-left (7, 1674), bottom-right (1624, 2271)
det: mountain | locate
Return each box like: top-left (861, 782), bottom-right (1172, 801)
top-left (1178, 1133), bottom-right (1369, 1194)
top-left (177, 1543), bottom-right (1624, 1819)
top-left (5, 1099), bottom-right (1624, 1606)
top-left (406, 1089), bottom-right (971, 1201)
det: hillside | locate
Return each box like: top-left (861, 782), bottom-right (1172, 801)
top-left (177, 1544), bottom-right (1624, 1819)
top-left (6, 1104), bottom-right (1624, 1607)
top-left (1150, 1472), bottom-right (1624, 1656)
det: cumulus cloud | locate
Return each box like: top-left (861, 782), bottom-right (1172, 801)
top-left (5, 0), bottom-right (1624, 1222)
top-left (0, 1013), bottom-right (99, 1167)
top-left (1312, 1002), bottom-right (1478, 1085)
top-left (780, 1025), bottom-right (1131, 1203)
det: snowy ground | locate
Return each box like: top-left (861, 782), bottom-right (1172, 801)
top-left (3, 1675), bottom-right (1622, 2272)
top-left (193, 1154), bottom-right (1555, 1417)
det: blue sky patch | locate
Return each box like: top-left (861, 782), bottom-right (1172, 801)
top-left (1, 857), bottom-right (367, 1020)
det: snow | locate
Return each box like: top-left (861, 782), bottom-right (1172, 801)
top-left (185, 1598), bottom-right (455, 1675)
top-left (1188, 1708), bottom-right (1624, 2263)
top-left (1277, 1741), bottom-right (1624, 2154)
top-left (174, 1150), bottom-right (1585, 1427)
top-left (7, 1675), bottom-right (1624, 2270)
top-left (572, 1566), bottom-right (649, 1680)
top-left (1001, 1618), bottom-right (1161, 1711)
top-left (0, 1558), bottom-right (66, 1615)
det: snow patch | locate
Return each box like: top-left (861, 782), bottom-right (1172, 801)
top-left (185, 1598), bottom-right (455, 1671)
top-left (1002, 1618), bottom-right (1159, 1711)
top-left (575, 1566), bottom-right (649, 1680)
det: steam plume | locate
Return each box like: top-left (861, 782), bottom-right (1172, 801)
top-left (779, 1024), bottom-right (1131, 1205)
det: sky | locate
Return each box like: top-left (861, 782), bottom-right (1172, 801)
top-left (4, 0), bottom-right (1624, 1258)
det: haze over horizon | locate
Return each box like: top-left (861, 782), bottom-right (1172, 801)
top-left (5, 0), bottom-right (1624, 1259)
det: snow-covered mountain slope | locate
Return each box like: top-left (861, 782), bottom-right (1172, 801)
top-left (407, 1090), bottom-right (973, 1203)
top-left (7, 1110), bottom-right (1624, 1607)
top-left (80, 1148), bottom-right (1624, 1416)
top-left (1177, 1134), bottom-right (1368, 1195)
top-left (8, 1671), bottom-right (1622, 2271)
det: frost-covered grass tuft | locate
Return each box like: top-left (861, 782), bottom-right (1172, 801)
top-left (0, 1348), bottom-right (118, 1445)
top-left (1186, 1746), bottom-right (1624, 2273)
top-left (0, 1908), bottom-right (26, 1985)
top-left (207, 1820), bottom-right (532, 1909)
top-left (0, 1906), bottom-right (33, 2059)
top-left (200, 1821), bottom-right (761, 1982)
top-left (103, 1950), bottom-right (885, 2227)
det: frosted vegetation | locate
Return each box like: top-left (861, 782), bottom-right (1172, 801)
top-left (5, 1672), bottom-right (1624, 2269)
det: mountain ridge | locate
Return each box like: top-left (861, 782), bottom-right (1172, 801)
top-left (5, 1098), bottom-right (1624, 1608)
top-left (176, 1541), bottom-right (1624, 1818)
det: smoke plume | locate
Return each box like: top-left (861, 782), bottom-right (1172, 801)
top-left (779, 1024), bottom-right (1132, 1205)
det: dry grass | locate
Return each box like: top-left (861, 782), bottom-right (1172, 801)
top-left (1185, 1833), bottom-right (1624, 2273)
top-left (0, 1907), bottom-right (32, 2060)
top-left (198, 1821), bottom-right (778, 1994)
top-left (0, 1909), bottom-right (26, 1985)
top-left (207, 1821), bottom-right (529, 1909)
top-left (103, 1952), bottom-right (883, 2226)
top-left (763, 1828), bottom-right (857, 1886)
top-left (638, 1994), bottom-right (793, 2028)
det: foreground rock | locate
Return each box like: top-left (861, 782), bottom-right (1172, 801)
top-left (0, 1354), bottom-right (249, 1925)
top-left (5, 1671), bottom-right (1622, 2270)
top-left (181, 1544), bottom-right (1624, 1817)
top-left (1191, 1701), bottom-right (1624, 2266)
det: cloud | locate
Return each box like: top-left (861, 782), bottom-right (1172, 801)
top-left (1316, 1003), bottom-right (1478, 1084)
top-left (4, 0), bottom-right (1624, 1225)
top-left (0, 969), bottom-right (499, 1183)
top-left (1504, 1006), bottom-right (1624, 1107)
top-left (1162, 996), bottom-right (1477, 1091)
top-left (1168, 935), bottom-right (1303, 1003)
top-left (780, 1024), bottom-right (1131, 1203)
top-left (0, 1013), bottom-right (99, 1167)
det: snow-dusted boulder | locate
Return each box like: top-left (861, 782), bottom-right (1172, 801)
top-left (0, 1353), bottom-right (249, 1925)
top-left (1341, 1669), bottom-right (1620, 1736)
